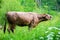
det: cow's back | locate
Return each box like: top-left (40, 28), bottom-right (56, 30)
top-left (6, 12), bottom-right (35, 25)
top-left (16, 12), bottom-right (34, 25)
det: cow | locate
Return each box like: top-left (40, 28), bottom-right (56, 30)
top-left (3, 12), bottom-right (52, 33)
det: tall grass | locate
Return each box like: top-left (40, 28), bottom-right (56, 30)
top-left (0, 14), bottom-right (60, 40)
top-left (0, 11), bottom-right (60, 40)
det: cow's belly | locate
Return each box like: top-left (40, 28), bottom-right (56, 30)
top-left (16, 17), bottom-right (31, 26)
top-left (17, 23), bottom-right (28, 26)
top-left (16, 20), bottom-right (29, 26)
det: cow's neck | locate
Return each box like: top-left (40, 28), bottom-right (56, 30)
top-left (39, 17), bottom-right (47, 22)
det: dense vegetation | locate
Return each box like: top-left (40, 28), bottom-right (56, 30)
top-left (0, 0), bottom-right (60, 40)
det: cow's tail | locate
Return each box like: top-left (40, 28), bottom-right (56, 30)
top-left (3, 14), bottom-right (7, 33)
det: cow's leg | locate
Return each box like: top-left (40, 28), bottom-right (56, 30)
top-left (28, 22), bottom-right (34, 30)
top-left (29, 23), bottom-right (37, 30)
top-left (28, 20), bottom-right (35, 30)
top-left (28, 20), bottom-right (38, 30)
top-left (10, 24), bottom-right (15, 33)
top-left (7, 24), bottom-right (11, 33)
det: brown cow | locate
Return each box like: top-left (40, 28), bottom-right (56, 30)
top-left (3, 12), bottom-right (51, 33)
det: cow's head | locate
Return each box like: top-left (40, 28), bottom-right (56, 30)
top-left (38, 14), bottom-right (52, 22)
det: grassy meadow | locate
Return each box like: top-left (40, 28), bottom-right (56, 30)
top-left (0, 0), bottom-right (60, 40)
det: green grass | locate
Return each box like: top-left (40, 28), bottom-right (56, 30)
top-left (0, 13), bottom-right (60, 40)
top-left (0, 0), bottom-right (60, 40)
